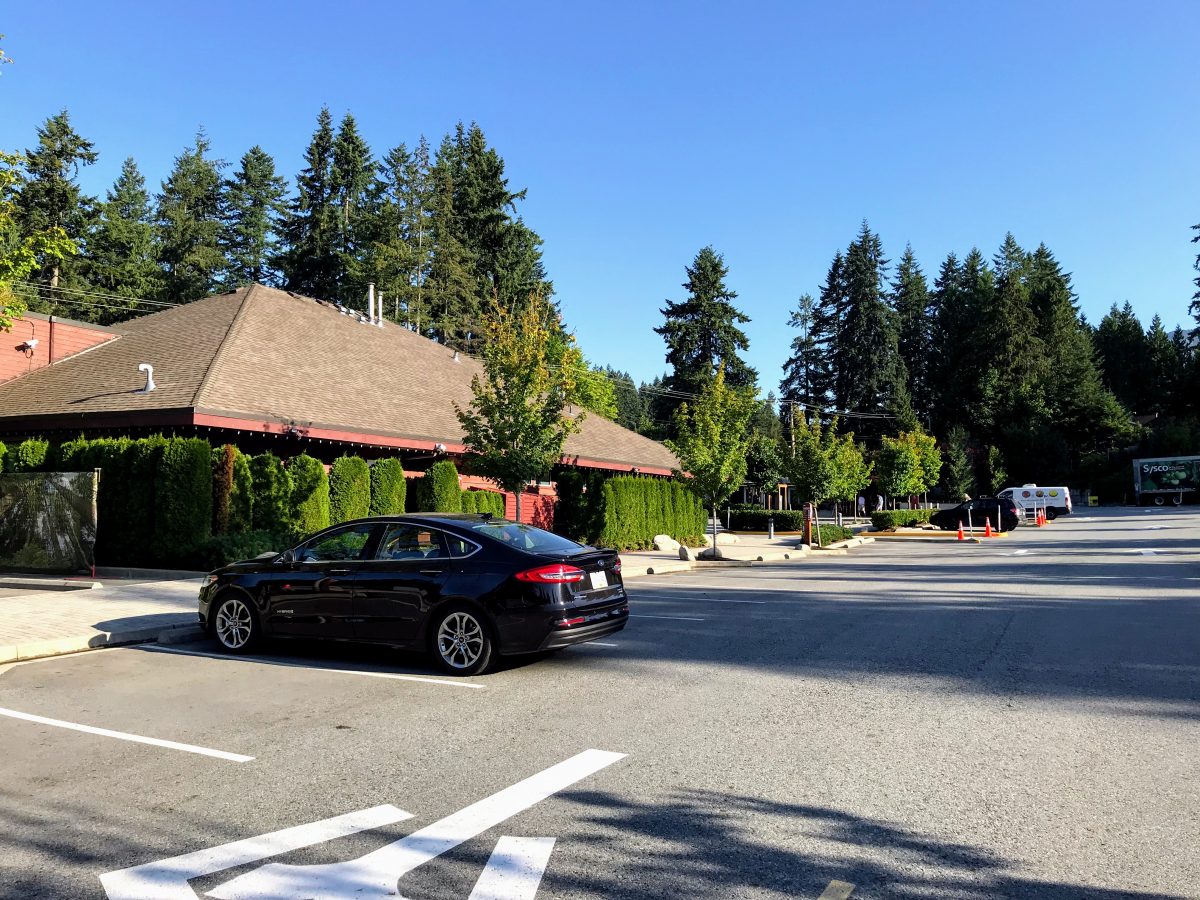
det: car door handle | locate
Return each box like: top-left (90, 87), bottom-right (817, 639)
top-left (420, 568), bottom-right (444, 575)
top-left (328, 568), bottom-right (351, 576)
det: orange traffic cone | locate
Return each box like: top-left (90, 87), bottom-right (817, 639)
top-left (957, 521), bottom-right (965, 541)
top-left (984, 517), bottom-right (993, 537)
top-left (1037, 509), bottom-right (1045, 527)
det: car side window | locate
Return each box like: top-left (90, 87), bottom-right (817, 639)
top-left (376, 524), bottom-right (448, 561)
top-left (446, 535), bottom-right (478, 558)
top-left (296, 524), bottom-right (376, 563)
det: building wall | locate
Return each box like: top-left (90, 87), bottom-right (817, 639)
top-left (1, 316), bottom-right (115, 384)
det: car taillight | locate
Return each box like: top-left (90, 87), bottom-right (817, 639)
top-left (613, 557), bottom-right (622, 573)
top-left (515, 564), bottom-right (586, 584)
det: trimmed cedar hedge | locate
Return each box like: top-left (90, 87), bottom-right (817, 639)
top-left (463, 490), bottom-right (504, 517)
top-left (289, 453), bottom-right (331, 535)
top-left (250, 453), bottom-right (292, 532)
top-left (153, 438), bottom-right (214, 564)
top-left (595, 476), bottom-right (706, 551)
top-left (369, 457), bottom-right (406, 515)
top-left (329, 456), bottom-right (370, 523)
top-left (229, 449), bottom-right (253, 533)
top-left (870, 509), bottom-right (934, 531)
top-left (212, 445), bottom-right (236, 535)
top-left (424, 460), bottom-right (462, 512)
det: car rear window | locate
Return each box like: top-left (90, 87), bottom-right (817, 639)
top-left (471, 523), bottom-right (587, 554)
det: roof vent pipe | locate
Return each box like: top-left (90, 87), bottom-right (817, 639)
top-left (376, 292), bottom-right (385, 327)
top-left (135, 363), bottom-right (156, 393)
top-left (367, 283), bottom-right (376, 325)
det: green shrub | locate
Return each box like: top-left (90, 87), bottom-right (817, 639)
top-left (154, 437), bottom-right (213, 564)
top-left (554, 468), bottom-right (606, 541)
top-left (250, 452), bottom-right (293, 532)
top-left (0, 440), bottom-right (6, 471)
top-left (423, 460), bottom-right (462, 513)
top-left (474, 490), bottom-right (505, 517)
top-left (190, 530), bottom-right (286, 571)
top-left (57, 436), bottom-right (88, 470)
top-left (461, 490), bottom-right (477, 514)
top-left (869, 509), bottom-right (934, 531)
top-left (229, 448), bottom-right (253, 533)
top-left (8, 438), bottom-right (50, 472)
top-left (369, 457), bottom-right (406, 515)
top-left (212, 445), bottom-right (235, 535)
top-left (815, 524), bottom-right (854, 544)
top-left (727, 508), bottom-right (807, 531)
top-left (289, 453), bottom-right (331, 536)
top-left (329, 455), bottom-right (370, 523)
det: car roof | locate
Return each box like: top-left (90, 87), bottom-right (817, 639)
top-left (341, 513), bottom-right (514, 528)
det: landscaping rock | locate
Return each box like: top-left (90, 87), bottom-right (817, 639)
top-left (653, 534), bottom-right (681, 551)
top-left (678, 546), bottom-right (694, 560)
top-left (702, 532), bottom-right (741, 546)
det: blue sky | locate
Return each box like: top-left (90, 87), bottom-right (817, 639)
top-left (3, 1), bottom-right (1197, 389)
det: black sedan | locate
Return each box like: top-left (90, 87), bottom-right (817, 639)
top-left (930, 497), bottom-right (1021, 533)
top-left (198, 514), bottom-right (627, 675)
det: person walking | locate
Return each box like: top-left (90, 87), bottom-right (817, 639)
top-left (875, 493), bottom-right (884, 512)
top-left (856, 494), bottom-right (867, 519)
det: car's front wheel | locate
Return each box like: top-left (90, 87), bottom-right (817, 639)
top-left (1045, 508), bottom-right (1058, 520)
top-left (430, 605), bottom-right (494, 676)
top-left (211, 594), bottom-right (260, 654)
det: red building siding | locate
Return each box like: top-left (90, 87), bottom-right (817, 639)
top-left (1, 314), bottom-right (115, 384)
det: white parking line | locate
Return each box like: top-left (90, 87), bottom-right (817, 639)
top-left (144, 646), bottom-right (484, 689)
top-left (467, 836), bottom-right (555, 900)
top-left (209, 749), bottom-right (626, 899)
top-left (0, 706), bottom-right (254, 763)
top-left (100, 805), bottom-right (412, 900)
top-left (630, 614), bottom-right (706, 622)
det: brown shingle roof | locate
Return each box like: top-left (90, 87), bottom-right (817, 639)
top-left (0, 285), bottom-right (678, 472)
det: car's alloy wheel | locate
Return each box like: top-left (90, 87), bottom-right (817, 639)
top-left (433, 609), bottom-right (492, 675)
top-left (214, 596), bottom-right (257, 652)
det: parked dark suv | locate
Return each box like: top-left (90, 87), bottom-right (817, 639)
top-left (930, 497), bottom-right (1020, 533)
top-left (197, 514), bottom-right (627, 675)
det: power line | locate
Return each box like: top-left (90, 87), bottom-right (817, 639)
top-left (13, 280), bottom-right (180, 308)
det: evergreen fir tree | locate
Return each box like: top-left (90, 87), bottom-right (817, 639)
top-left (808, 251), bottom-right (846, 411)
top-left (1190, 222), bottom-right (1199, 336)
top-left (1145, 315), bottom-right (1177, 415)
top-left (928, 251), bottom-right (966, 432)
top-left (1094, 301), bottom-right (1150, 412)
top-left (220, 145), bottom-right (287, 287)
top-left (17, 109), bottom-right (98, 292)
top-left (156, 130), bottom-right (225, 302)
top-left (330, 113), bottom-right (374, 304)
top-left (278, 107), bottom-right (339, 300)
top-left (891, 244), bottom-right (933, 414)
top-left (837, 221), bottom-right (903, 424)
top-left (367, 137), bottom-right (433, 324)
top-left (604, 368), bottom-right (647, 433)
top-left (654, 246), bottom-right (756, 426)
top-left (780, 293), bottom-right (820, 409)
top-left (83, 157), bottom-right (159, 320)
top-left (423, 160), bottom-right (477, 346)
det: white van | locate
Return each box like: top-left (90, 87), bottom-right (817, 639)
top-left (998, 485), bottom-right (1072, 519)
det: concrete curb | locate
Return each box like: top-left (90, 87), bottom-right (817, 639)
top-left (0, 577), bottom-right (102, 592)
top-left (94, 567), bottom-right (207, 580)
top-left (0, 621), bottom-right (199, 665)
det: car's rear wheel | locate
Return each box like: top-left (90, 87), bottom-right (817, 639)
top-left (212, 594), bottom-right (260, 654)
top-left (430, 606), bottom-right (493, 676)
top-left (1045, 508), bottom-right (1058, 520)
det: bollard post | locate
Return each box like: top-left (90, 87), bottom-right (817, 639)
top-left (803, 502), bottom-right (814, 546)
top-left (768, 515), bottom-right (775, 540)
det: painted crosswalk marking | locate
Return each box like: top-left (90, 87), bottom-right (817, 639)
top-left (101, 749), bottom-right (624, 900)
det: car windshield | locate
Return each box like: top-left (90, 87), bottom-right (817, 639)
top-left (471, 522), bottom-right (588, 554)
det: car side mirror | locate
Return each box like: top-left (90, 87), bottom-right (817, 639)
top-left (276, 550), bottom-right (294, 564)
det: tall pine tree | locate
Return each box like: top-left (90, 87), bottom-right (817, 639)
top-left (17, 110), bottom-right (97, 292)
top-left (156, 130), bottom-right (225, 302)
top-left (330, 113), bottom-right (374, 305)
top-left (780, 293), bottom-right (820, 409)
top-left (83, 157), bottom-right (159, 319)
top-left (366, 136), bottom-right (434, 324)
top-left (221, 145), bottom-right (287, 287)
top-left (278, 107), bottom-right (339, 300)
top-left (892, 244), bottom-right (933, 414)
top-left (655, 246), bottom-right (756, 427)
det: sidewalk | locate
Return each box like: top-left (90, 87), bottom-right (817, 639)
top-left (0, 576), bottom-right (202, 664)
top-left (621, 533), bottom-right (817, 577)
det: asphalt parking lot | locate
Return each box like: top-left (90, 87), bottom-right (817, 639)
top-left (1, 506), bottom-right (1197, 899)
